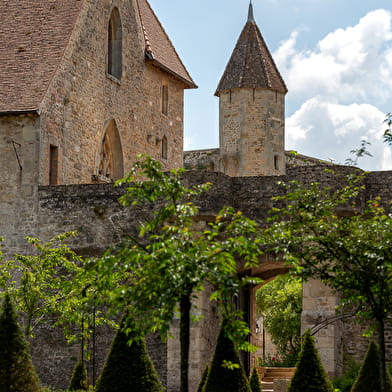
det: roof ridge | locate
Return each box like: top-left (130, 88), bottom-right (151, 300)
top-left (254, 23), bottom-right (273, 89)
top-left (215, 8), bottom-right (287, 96)
top-left (255, 23), bottom-right (286, 90)
top-left (136, 0), bottom-right (196, 87)
top-left (136, 0), bottom-right (152, 55)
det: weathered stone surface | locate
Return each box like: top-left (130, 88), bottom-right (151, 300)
top-left (274, 379), bottom-right (290, 392)
top-left (0, 164), bottom-right (380, 388)
top-left (38, 0), bottom-right (185, 185)
top-left (218, 88), bottom-right (286, 177)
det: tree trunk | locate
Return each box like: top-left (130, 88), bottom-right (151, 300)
top-left (180, 294), bottom-right (191, 392)
top-left (377, 317), bottom-right (387, 392)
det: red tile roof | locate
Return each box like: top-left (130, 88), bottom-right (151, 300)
top-left (137, 0), bottom-right (196, 88)
top-left (0, 0), bottom-right (195, 114)
top-left (0, 0), bottom-right (83, 113)
top-left (215, 17), bottom-right (287, 96)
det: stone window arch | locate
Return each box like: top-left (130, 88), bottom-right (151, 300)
top-left (161, 135), bottom-right (168, 160)
top-left (98, 120), bottom-right (124, 181)
top-left (107, 7), bottom-right (122, 80)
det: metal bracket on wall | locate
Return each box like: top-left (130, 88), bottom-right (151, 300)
top-left (8, 139), bottom-right (22, 170)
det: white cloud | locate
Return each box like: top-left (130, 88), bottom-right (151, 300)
top-left (286, 98), bottom-right (391, 170)
top-left (275, 9), bottom-right (392, 105)
top-left (275, 9), bottom-right (392, 170)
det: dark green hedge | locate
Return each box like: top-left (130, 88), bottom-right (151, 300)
top-left (202, 322), bottom-right (251, 392)
top-left (287, 330), bottom-right (333, 392)
top-left (351, 341), bottom-right (392, 392)
top-left (0, 294), bottom-right (41, 392)
top-left (95, 318), bottom-right (163, 392)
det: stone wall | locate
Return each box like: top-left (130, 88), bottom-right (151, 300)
top-left (0, 114), bottom-right (40, 256)
top-left (39, 0), bottom-right (185, 185)
top-left (218, 88), bottom-right (285, 177)
top-left (301, 280), bottom-right (342, 377)
top-left (1, 164), bottom-right (392, 389)
top-left (285, 151), bottom-right (333, 167)
top-left (184, 148), bottom-right (220, 171)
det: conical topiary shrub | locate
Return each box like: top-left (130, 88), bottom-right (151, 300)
top-left (95, 318), bottom-right (164, 392)
top-left (68, 359), bottom-right (88, 391)
top-left (287, 330), bottom-right (334, 392)
top-left (249, 367), bottom-right (263, 392)
top-left (0, 293), bottom-right (41, 392)
top-left (197, 364), bottom-right (209, 392)
top-left (202, 321), bottom-right (251, 392)
top-left (351, 341), bottom-right (392, 392)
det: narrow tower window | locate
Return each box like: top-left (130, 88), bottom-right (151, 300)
top-left (161, 135), bottom-right (168, 160)
top-left (274, 155), bottom-right (279, 171)
top-left (161, 84), bottom-right (168, 115)
top-left (107, 8), bottom-right (122, 80)
top-left (49, 145), bottom-right (59, 185)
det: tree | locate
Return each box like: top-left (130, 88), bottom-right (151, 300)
top-left (265, 174), bottom-right (392, 391)
top-left (202, 321), bottom-right (251, 392)
top-left (351, 341), bottom-right (392, 392)
top-left (249, 367), bottom-right (263, 392)
top-left (256, 274), bottom-right (301, 360)
top-left (68, 359), bottom-right (88, 391)
top-left (344, 139), bottom-right (372, 166)
top-left (95, 317), bottom-right (164, 392)
top-left (287, 330), bottom-right (334, 392)
top-left (197, 365), bottom-right (209, 392)
top-left (89, 156), bottom-right (262, 392)
top-left (383, 112), bottom-right (392, 146)
top-left (0, 233), bottom-right (94, 339)
top-left (0, 293), bottom-right (41, 392)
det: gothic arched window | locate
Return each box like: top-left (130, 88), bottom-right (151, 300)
top-left (108, 8), bottom-right (122, 80)
top-left (98, 120), bottom-right (124, 181)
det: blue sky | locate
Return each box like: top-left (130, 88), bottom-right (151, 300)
top-left (148, 0), bottom-right (392, 170)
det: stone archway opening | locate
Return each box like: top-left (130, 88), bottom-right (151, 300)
top-left (254, 274), bottom-right (302, 368)
top-left (97, 120), bottom-right (124, 182)
top-left (236, 258), bottom-right (292, 374)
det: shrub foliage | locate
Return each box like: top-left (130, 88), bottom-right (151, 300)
top-left (95, 319), bottom-right (163, 392)
top-left (68, 359), bottom-right (87, 391)
top-left (0, 293), bottom-right (41, 392)
top-left (202, 322), bottom-right (251, 392)
top-left (351, 341), bottom-right (392, 392)
top-left (197, 365), bottom-right (209, 392)
top-left (249, 367), bottom-right (263, 392)
top-left (287, 330), bottom-right (333, 392)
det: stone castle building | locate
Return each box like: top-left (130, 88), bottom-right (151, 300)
top-left (0, 1), bottom-right (391, 391)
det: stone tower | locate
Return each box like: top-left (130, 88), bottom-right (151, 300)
top-left (215, 2), bottom-right (287, 177)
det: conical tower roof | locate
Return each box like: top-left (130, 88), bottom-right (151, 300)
top-left (215, 3), bottom-right (287, 96)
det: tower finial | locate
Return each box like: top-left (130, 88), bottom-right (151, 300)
top-left (248, 1), bottom-right (255, 22)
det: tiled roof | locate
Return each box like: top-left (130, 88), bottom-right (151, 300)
top-left (137, 0), bottom-right (196, 88)
top-left (215, 10), bottom-right (287, 96)
top-left (0, 0), bottom-right (83, 113)
top-left (0, 0), bottom-right (196, 114)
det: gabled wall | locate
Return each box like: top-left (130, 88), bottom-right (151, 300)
top-left (39, 0), bottom-right (185, 185)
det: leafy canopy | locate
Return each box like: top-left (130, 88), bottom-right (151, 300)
top-left (86, 155), bottom-right (263, 392)
top-left (266, 174), bottom-right (392, 326)
top-left (256, 274), bottom-right (302, 358)
top-left (265, 172), bottom-right (392, 390)
top-left (90, 155), bottom-right (263, 347)
top-left (0, 233), bottom-right (97, 339)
